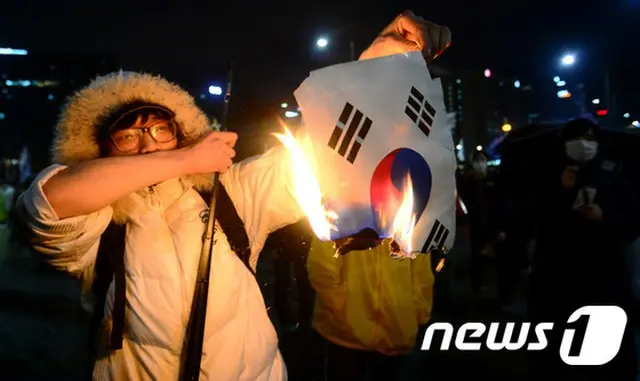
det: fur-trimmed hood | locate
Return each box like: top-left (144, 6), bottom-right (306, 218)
top-left (53, 71), bottom-right (217, 223)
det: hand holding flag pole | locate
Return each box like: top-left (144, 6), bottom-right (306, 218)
top-left (180, 61), bottom-right (235, 381)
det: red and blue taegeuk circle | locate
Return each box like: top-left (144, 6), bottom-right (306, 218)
top-left (370, 148), bottom-right (432, 235)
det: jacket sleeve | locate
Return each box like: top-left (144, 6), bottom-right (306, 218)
top-left (221, 145), bottom-right (305, 244)
top-left (306, 238), bottom-right (348, 321)
top-left (411, 253), bottom-right (435, 326)
top-left (14, 164), bottom-right (113, 277)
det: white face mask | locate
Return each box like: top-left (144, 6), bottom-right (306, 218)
top-left (565, 139), bottom-right (598, 163)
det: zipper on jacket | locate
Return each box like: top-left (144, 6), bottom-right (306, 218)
top-left (146, 185), bottom-right (164, 211)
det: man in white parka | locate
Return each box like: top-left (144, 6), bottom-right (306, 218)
top-left (14, 11), bottom-right (451, 381)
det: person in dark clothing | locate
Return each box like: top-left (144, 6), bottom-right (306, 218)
top-left (269, 219), bottom-right (315, 332)
top-left (458, 151), bottom-right (502, 296)
top-left (500, 118), bottom-right (639, 380)
top-left (266, 219), bottom-right (319, 381)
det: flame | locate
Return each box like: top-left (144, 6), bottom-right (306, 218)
top-left (390, 174), bottom-right (417, 255)
top-left (273, 123), bottom-right (338, 240)
top-left (435, 257), bottom-right (445, 272)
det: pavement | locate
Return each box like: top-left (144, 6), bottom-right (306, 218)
top-left (0, 223), bottom-right (534, 381)
top-left (0, 227), bottom-right (91, 381)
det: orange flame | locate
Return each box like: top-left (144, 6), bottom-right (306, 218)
top-left (273, 123), bottom-right (338, 240)
top-left (390, 174), bottom-right (417, 256)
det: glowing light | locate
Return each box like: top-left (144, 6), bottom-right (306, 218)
top-left (0, 48), bottom-right (27, 56)
top-left (561, 54), bottom-right (576, 66)
top-left (208, 85), bottom-right (222, 96)
top-left (316, 37), bottom-right (329, 48)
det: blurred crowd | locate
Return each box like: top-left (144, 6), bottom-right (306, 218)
top-left (4, 116), bottom-right (640, 380)
top-left (3, 113), bottom-right (640, 380)
top-left (255, 117), bottom-right (640, 381)
top-left (0, 98), bottom-right (640, 381)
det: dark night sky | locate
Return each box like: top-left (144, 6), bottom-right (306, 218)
top-left (0, 0), bottom-right (638, 102)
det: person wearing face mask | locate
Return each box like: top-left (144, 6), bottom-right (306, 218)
top-left (499, 118), bottom-right (640, 380)
top-left (565, 136), bottom-right (599, 163)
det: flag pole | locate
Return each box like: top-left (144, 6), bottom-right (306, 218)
top-left (180, 60), bottom-right (235, 381)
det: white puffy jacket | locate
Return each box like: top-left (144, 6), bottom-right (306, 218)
top-left (15, 71), bottom-right (303, 380)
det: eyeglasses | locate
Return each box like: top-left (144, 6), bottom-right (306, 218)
top-left (109, 122), bottom-right (177, 152)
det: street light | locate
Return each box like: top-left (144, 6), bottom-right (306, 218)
top-left (208, 85), bottom-right (222, 96)
top-left (553, 76), bottom-right (561, 83)
top-left (561, 53), bottom-right (576, 66)
top-left (476, 145), bottom-right (483, 151)
top-left (316, 37), bottom-right (329, 49)
top-left (592, 99), bottom-right (600, 105)
top-left (501, 123), bottom-right (512, 132)
top-left (514, 80), bottom-right (521, 88)
top-left (623, 113), bottom-right (630, 118)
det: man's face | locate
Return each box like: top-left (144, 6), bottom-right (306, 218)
top-left (104, 113), bottom-right (178, 157)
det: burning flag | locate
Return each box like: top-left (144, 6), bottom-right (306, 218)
top-left (273, 125), bottom-right (338, 241)
top-left (280, 52), bottom-right (457, 258)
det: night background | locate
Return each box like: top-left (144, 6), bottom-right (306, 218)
top-left (1, 0), bottom-right (639, 167)
top-left (1, 1), bottom-right (640, 380)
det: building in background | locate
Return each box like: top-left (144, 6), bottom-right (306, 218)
top-left (439, 66), bottom-right (551, 161)
top-left (0, 48), bottom-right (119, 172)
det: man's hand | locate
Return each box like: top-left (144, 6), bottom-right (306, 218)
top-left (359, 10), bottom-right (451, 62)
top-left (181, 131), bottom-right (237, 175)
top-left (561, 165), bottom-right (580, 190)
top-left (579, 204), bottom-right (603, 222)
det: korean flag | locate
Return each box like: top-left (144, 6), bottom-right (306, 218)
top-left (294, 52), bottom-right (457, 255)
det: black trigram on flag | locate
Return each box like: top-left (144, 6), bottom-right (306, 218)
top-left (421, 219), bottom-right (449, 253)
top-left (405, 86), bottom-right (436, 137)
top-left (327, 102), bottom-right (373, 164)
